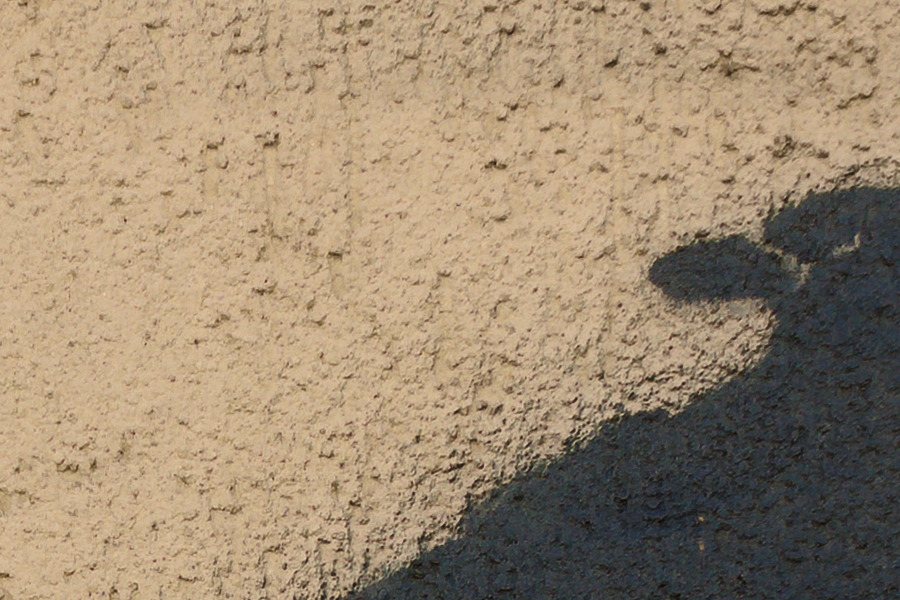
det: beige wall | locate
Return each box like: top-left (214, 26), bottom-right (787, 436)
top-left (0, 1), bottom-right (897, 598)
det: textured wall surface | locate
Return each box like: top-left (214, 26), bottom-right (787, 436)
top-left (0, 1), bottom-right (897, 599)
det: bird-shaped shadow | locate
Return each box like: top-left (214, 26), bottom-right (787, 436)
top-left (347, 186), bottom-right (899, 600)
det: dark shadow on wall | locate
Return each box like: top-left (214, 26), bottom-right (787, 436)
top-left (347, 187), bottom-right (899, 600)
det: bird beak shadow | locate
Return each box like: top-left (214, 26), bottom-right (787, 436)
top-left (649, 235), bottom-right (792, 303)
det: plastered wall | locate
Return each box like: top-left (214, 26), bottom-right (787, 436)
top-left (0, 1), bottom-right (897, 598)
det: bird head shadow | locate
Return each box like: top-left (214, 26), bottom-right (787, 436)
top-left (650, 186), bottom-right (897, 307)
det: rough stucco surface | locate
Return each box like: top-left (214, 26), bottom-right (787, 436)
top-left (0, 1), bottom-right (896, 599)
